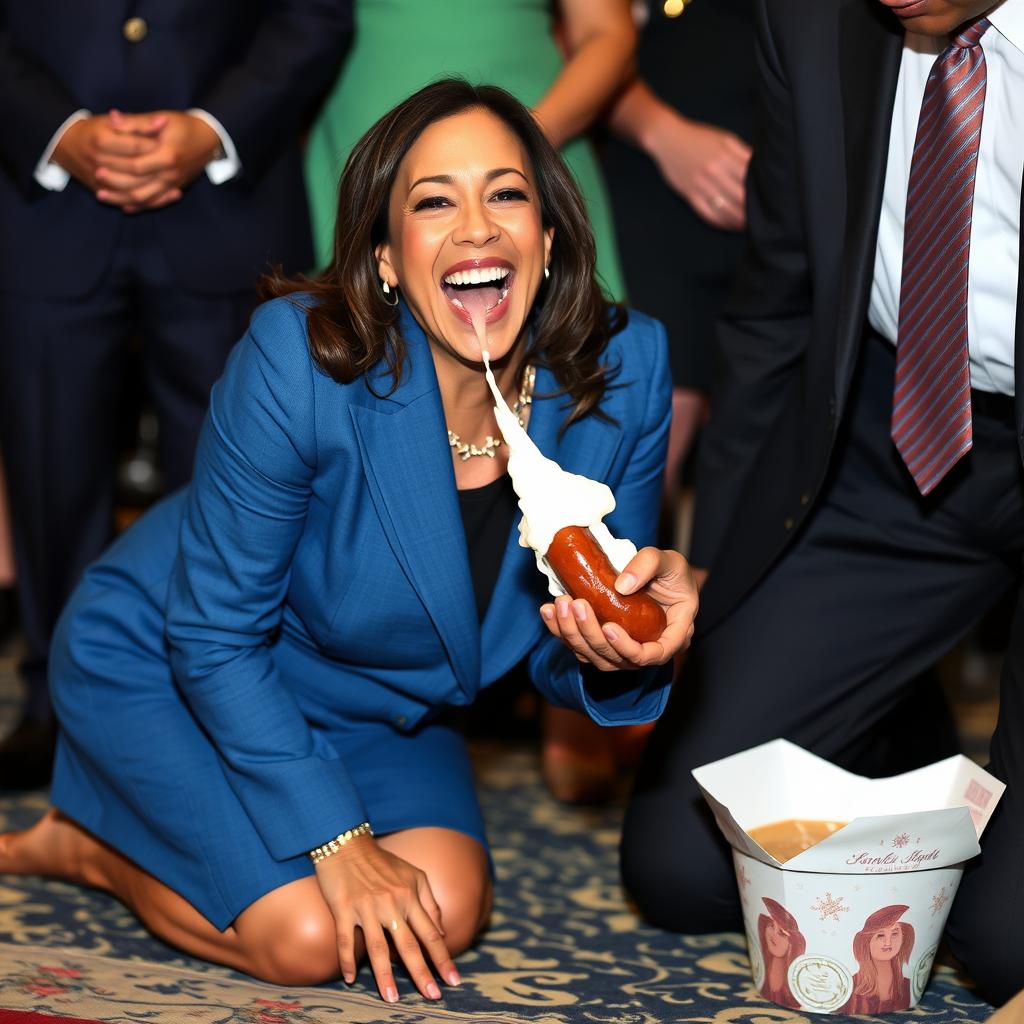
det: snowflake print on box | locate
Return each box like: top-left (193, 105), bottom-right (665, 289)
top-left (737, 861), bottom-right (751, 892)
top-left (812, 891), bottom-right (850, 922)
top-left (930, 887), bottom-right (950, 917)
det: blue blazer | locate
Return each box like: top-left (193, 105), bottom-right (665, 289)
top-left (134, 298), bottom-right (673, 862)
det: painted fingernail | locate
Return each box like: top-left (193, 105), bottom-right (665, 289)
top-left (385, 985), bottom-right (399, 1003)
top-left (426, 981), bottom-right (442, 1000)
top-left (616, 572), bottom-right (638, 595)
top-left (343, 972), bottom-right (355, 985)
top-left (603, 624), bottom-right (619, 642)
top-left (573, 601), bottom-right (587, 622)
top-left (557, 599), bottom-right (570, 619)
top-left (447, 968), bottom-right (462, 986)
top-left (541, 606), bottom-right (554, 622)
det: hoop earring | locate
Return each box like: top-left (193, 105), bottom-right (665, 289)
top-left (381, 279), bottom-right (399, 306)
top-left (544, 266), bottom-right (550, 280)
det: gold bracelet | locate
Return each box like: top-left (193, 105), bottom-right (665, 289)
top-left (309, 822), bottom-right (374, 864)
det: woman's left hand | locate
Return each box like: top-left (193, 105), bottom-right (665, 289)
top-left (539, 547), bottom-right (698, 671)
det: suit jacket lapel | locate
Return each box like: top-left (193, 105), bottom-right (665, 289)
top-left (480, 366), bottom-right (624, 679)
top-left (834, 0), bottom-right (904, 413)
top-left (349, 307), bottom-right (479, 699)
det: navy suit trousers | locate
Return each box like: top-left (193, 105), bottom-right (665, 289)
top-left (0, 215), bottom-right (253, 714)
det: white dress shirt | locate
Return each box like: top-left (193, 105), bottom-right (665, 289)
top-left (868, 0), bottom-right (1024, 395)
top-left (34, 108), bottom-right (241, 192)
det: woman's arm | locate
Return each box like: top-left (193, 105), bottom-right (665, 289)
top-left (528, 317), bottom-right (695, 722)
top-left (533, 0), bottom-right (636, 149)
top-left (166, 299), bottom-right (368, 861)
top-left (608, 78), bottom-right (751, 231)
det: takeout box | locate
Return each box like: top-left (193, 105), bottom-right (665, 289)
top-left (692, 740), bottom-right (1005, 1014)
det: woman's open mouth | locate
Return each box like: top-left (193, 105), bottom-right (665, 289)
top-left (441, 259), bottom-right (514, 327)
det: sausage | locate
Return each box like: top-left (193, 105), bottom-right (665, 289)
top-left (545, 525), bottom-right (666, 643)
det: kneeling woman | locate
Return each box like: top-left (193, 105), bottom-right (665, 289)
top-left (1, 80), bottom-right (695, 1001)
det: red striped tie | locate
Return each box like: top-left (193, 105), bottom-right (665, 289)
top-left (891, 18), bottom-right (990, 496)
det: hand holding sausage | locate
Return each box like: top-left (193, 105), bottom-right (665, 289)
top-left (540, 545), bottom-right (697, 672)
top-left (544, 526), bottom-right (667, 642)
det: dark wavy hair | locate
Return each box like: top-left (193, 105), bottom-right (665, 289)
top-left (262, 78), bottom-right (626, 426)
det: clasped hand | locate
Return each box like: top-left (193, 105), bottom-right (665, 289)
top-left (540, 546), bottom-right (698, 671)
top-left (52, 109), bottom-right (221, 212)
top-left (314, 836), bottom-right (460, 1003)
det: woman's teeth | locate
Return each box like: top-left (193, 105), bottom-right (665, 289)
top-left (442, 266), bottom-right (512, 313)
top-left (443, 266), bottom-right (510, 286)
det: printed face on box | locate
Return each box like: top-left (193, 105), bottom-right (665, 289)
top-left (870, 924), bottom-right (903, 961)
top-left (765, 921), bottom-right (790, 958)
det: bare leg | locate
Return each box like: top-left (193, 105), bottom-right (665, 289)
top-left (663, 387), bottom-right (709, 498)
top-left (0, 809), bottom-right (287, 975)
top-left (1, 810), bottom-right (489, 987)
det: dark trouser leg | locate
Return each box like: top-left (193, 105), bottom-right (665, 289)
top-left (622, 335), bottom-right (1024, 934)
top-left (135, 224), bottom-right (255, 490)
top-left (946, 585), bottom-right (1024, 1004)
top-left (0, 280), bottom-right (129, 720)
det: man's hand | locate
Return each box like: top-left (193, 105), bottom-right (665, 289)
top-left (94, 110), bottom-right (220, 212)
top-left (52, 112), bottom-right (167, 197)
top-left (53, 110), bottom-right (221, 213)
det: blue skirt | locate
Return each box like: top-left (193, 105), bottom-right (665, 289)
top-left (48, 506), bottom-right (488, 931)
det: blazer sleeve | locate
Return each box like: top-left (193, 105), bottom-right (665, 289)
top-left (0, 21), bottom-right (81, 196)
top-left (196, 0), bottom-right (352, 185)
top-left (165, 298), bottom-right (368, 862)
top-left (527, 316), bottom-right (674, 725)
top-left (689, 0), bottom-right (813, 571)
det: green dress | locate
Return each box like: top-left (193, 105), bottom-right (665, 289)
top-left (304, 0), bottom-right (626, 299)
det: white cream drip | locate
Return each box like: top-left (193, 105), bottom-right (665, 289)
top-left (469, 308), bottom-right (637, 597)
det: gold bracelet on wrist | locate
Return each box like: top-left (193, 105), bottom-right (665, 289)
top-left (309, 822), bottom-right (374, 864)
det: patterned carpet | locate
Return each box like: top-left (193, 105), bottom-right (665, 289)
top-left (0, 647), bottom-right (998, 1022)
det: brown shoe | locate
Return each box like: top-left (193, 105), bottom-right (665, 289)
top-left (541, 705), bottom-right (617, 805)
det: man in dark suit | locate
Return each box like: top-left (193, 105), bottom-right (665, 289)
top-left (622, 0), bottom-right (1023, 1003)
top-left (0, 2), bottom-right (351, 789)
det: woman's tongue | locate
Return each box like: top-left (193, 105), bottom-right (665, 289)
top-left (456, 285), bottom-right (501, 320)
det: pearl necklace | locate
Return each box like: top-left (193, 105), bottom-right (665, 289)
top-left (448, 364), bottom-right (536, 461)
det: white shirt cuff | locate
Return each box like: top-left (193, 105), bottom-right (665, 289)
top-left (34, 109), bottom-right (91, 192)
top-left (188, 108), bottom-right (242, 185)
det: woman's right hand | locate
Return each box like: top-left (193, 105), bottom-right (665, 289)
top-left (649, 113), bottom-right (751, 231)
top-left (314, 835), bottom-right (457, 1002)
top-left (609, 81), bottom-right (751, 232)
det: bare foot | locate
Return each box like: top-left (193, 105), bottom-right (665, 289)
top-left (0, 808), bottom-right (106, 888)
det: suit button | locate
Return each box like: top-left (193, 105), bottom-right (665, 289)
top-left (123, 17), bottom-right (148, 42)
top-left (783, 517), bottom-right (795, 530)
top-left (799, 493), bottom-right (810, 506)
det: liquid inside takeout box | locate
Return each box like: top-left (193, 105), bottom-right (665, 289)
top-left (692, 740), bottom-right (1004, 1015)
